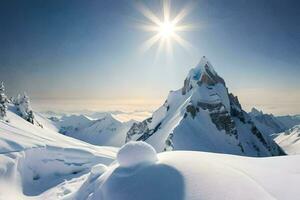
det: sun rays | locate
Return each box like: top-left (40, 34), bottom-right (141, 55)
top-left (136, 0), bottom-right (195, 56)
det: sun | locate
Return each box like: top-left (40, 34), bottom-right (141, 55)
top-left (136, 0), bottom-right (194, 55)
top-left (159, 20), bottom-right (175, 38)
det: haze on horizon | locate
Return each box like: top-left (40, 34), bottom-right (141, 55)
top-left (0, 0), bottom-right (299, 116)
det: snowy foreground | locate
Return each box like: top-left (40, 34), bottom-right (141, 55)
top-left (0, 107), bottom-right (117, 199)
top-left (79, 142), bottom-right (300, 200)
top-left (1, 138), bottom-right (300, 200)
top-left (0, 98), bottom-right (300, 199)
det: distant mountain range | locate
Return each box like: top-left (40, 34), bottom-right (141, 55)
top-left (35, 57), bottom-right (300, 157)
top-left (38, 105), bottom-right (300, 155)
top-left (46, 113), bottom-right (136, 147)
top-left (249, 108), bottom-right (300, 136)
top-left (33, 64), bottom-right (299, 156)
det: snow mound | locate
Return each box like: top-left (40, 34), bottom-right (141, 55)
top-left (74, 151), bottom-right (300, 200)
top-left (117, 141), bottom-right (158, 167)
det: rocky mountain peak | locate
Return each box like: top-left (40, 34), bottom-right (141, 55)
top-left (250, 108), bottom-right (264, 116)
top-left (126, 57), bottom-right (285, 157)
top-left (182, 56), bottom-right (225, 95)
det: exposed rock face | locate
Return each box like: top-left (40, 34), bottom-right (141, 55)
top-left (182, 77), bottom-right (191, 95)
top-left (182, 58), bottom-right (225, 95)
top-left (163, 133), bottom-right (174, 151)
top-left (184, 101), bottom-right (238, 139)
top-left (229, 93), bottom-right (245, 122)
top-left (185, 104), bottom-right (198, 119)
top-left (126, 118), bottom-right (153, 142)
top-left (126, 56), bottom-right (285, 157)
top-left (198, 101), bottom-right (237, 137)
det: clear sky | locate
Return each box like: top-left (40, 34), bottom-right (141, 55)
top-left (0, 0), bottom-right (299, 115)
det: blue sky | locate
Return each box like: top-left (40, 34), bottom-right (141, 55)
top-left (0, 0), bottom-right (299, 115)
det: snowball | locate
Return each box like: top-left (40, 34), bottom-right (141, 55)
top-left (117, 141), bottom-right (158, 167)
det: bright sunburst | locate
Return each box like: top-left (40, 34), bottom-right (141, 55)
top-left (137, 0), bottom-right (194, 55)
top-left (159, 21), bottom-right (175, 38)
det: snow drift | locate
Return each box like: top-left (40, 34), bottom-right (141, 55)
top-left (72, 141), bottom-right (300, 200)
top-left (0, 104), bottom-right (117, 199)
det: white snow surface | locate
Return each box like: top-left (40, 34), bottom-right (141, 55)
top-left (0, 108), bottom-right (299, 199)
top-left (275, 125), bottom-right (300, 154)
top-left (0, 105), bottom-right (117, 199)
top-left (73, 148), bottom-right (300, 200)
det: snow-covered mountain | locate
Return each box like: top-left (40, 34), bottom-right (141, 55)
top-left (41, 110), bottom-right (152, 123)
top-left (249, 108), bottom-right (300, 137)
top-left (275, 125), bottom-right (300, 154)
top-left (126, 57), bottom-right (284, 156)
top-left (0, 84), bottom-right (299, 199)
top-left (49, 113), bottom-right (135, 147)
top-left (249, 108), bottom-right (287, 135)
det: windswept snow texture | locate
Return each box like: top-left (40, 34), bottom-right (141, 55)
top-left (275, 125), bottom-right (300, 154)
top-left (72, 147), bottom-right (300, 200)
top-left (126, 57), bottom-right (284, 156)
top-left (49, 113), bottom-right (134, 147)
top-left (0, 105), bottom-right (117, 199)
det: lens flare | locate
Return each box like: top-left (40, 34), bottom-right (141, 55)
top-left (137, 0), bottom-right (195, 55)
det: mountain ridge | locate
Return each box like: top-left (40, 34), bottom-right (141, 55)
top-left (126, 56), bottom-right (285, 156)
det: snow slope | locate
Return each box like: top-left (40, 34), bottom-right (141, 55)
top-left (275, 125), bottom-right (300, 154)
top-left (0, 105), bottom-right (117, 199)
top-left (126, 57), bottom-right (284, 156)
top-left (70, 141), bottom-right (300, 200)
top-left (49, 113), bottom-right (134, 147)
